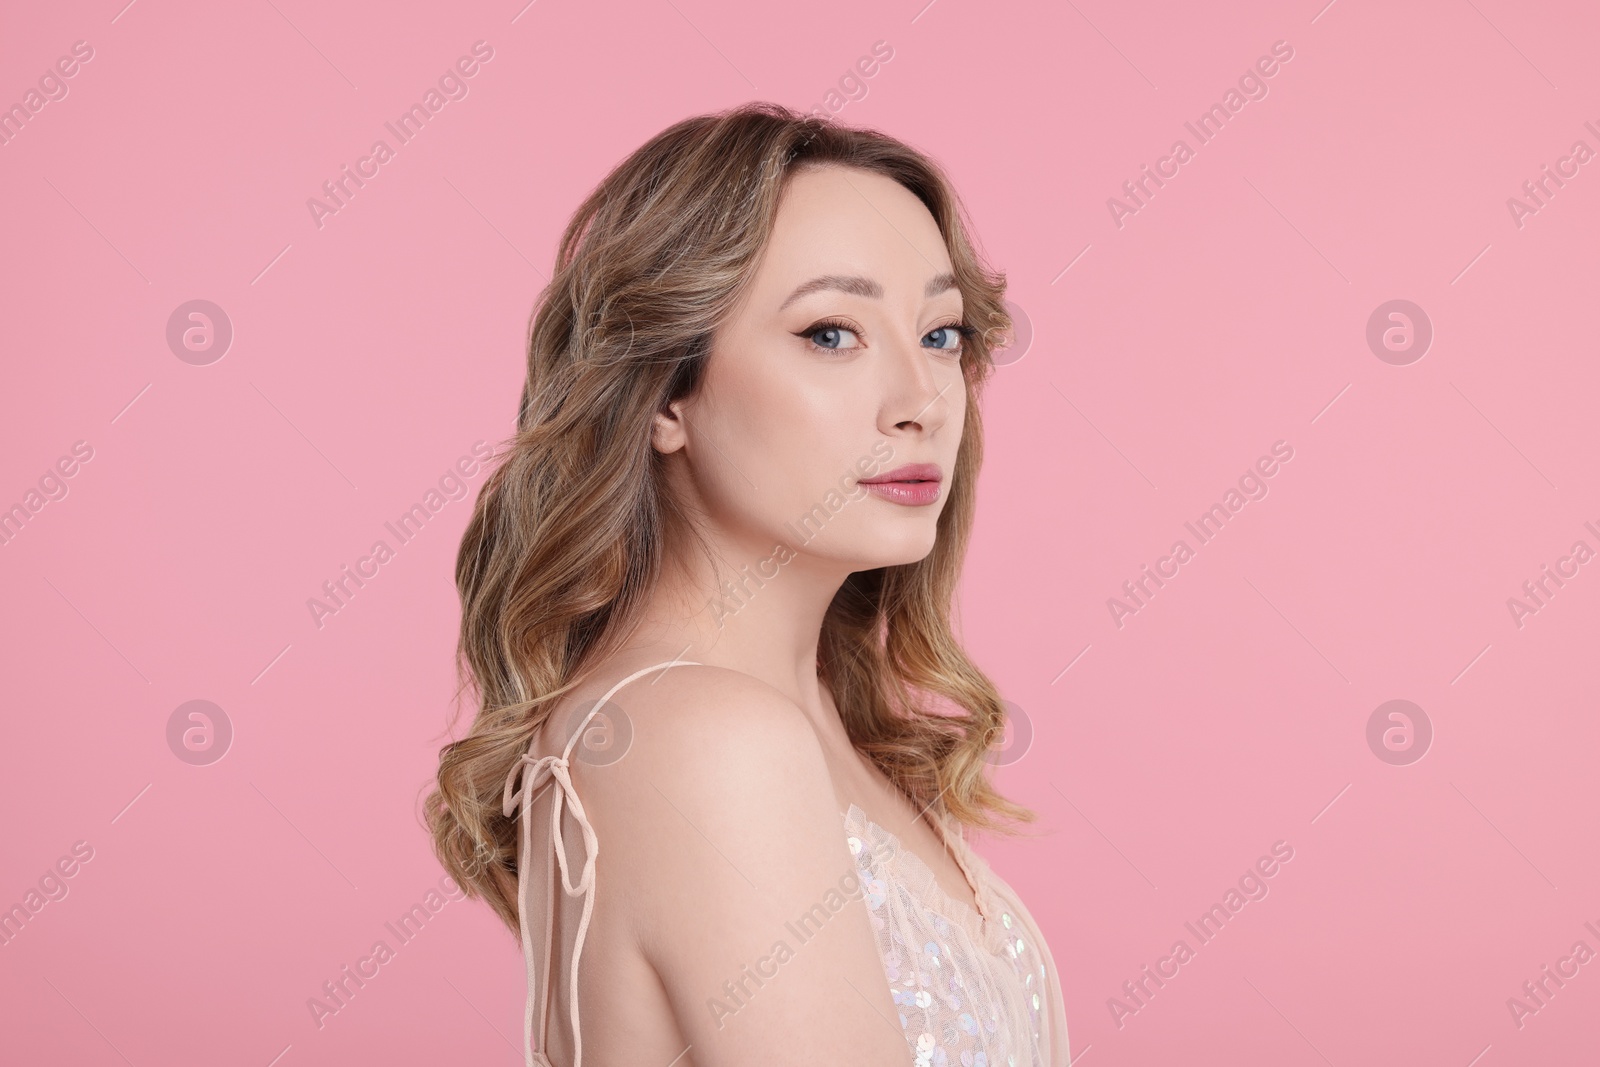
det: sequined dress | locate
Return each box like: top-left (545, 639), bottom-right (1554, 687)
top-left (501, 661), bottom-right (1072, 1066)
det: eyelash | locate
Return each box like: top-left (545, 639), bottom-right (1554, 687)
top-left (799, 317), bottom-right (977, 357)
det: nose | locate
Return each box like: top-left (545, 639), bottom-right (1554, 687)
top-left (880, 335), bottom-right (953, 435)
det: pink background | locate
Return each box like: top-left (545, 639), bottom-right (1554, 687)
top-left (3, 0), bottom-right (1597, 1063)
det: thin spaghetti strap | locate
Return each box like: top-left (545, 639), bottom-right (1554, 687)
top-left (501, 659), bottom-right (700, 1067)
top-left (559, 660), bottom-right (696, 761)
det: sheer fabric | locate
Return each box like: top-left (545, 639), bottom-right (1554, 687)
top-left (845, 804), bottom-right (1070, 1066)
top-left (502, 661), bottom-right (1070, 1066)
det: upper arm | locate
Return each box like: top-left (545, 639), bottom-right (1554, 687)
top-left (575, 666), bottom-right (911, 1064)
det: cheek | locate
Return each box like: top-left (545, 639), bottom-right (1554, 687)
top-left (934, 367), bottom-right (968, 448)
top-left (690, 370), bottom-right (863, 529)
top-left (948, 382), bottom-right (968, 436)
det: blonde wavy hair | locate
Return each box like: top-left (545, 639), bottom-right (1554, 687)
top-left (425, 101), bottom-right (1034, 935)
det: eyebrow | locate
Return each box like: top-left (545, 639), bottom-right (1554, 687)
top-left (778, 271), bottom-right (959, 311)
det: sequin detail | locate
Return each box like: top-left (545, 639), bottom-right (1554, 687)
top-left (844, 804), bottom-right (1065, 1065)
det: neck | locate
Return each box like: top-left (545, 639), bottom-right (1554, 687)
top-left (621, 525), bottom-right (854, 731)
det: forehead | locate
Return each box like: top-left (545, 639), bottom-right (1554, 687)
top-left (751, 164), bottom-right (954, 295)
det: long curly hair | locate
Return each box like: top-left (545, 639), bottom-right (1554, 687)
top-left (424, 101), bottom-right (1033, 935)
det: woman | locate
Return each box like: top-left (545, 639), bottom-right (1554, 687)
top-left (426, 101), bottom-right (1070, 1066)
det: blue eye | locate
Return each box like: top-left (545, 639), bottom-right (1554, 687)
top-left (923, 324), bottom-right (971, 351)
top-left (799, 318), bottom-right (864, 354)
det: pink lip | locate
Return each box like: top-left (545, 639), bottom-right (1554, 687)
top-left (859, 463), bottom-right (943, 506)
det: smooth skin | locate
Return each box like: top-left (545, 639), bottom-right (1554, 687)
top-left (523, 164), bottom-right (983, 1066)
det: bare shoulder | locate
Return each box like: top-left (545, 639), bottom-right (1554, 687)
top-left (563, 663), bottom-right (833, 812)
top-left (560, 663), bottom-right (849, 919)
top-left (551, 662), bottom-right (911, 1063)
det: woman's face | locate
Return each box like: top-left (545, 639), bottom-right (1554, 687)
top-left (654, 163), bottom-right (969, 578)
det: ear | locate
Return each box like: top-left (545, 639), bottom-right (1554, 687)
top-left (650, 397), bottom-right (689, 455)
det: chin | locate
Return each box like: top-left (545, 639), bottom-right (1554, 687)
top-left (849, 527), bottom-right (941, 570)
